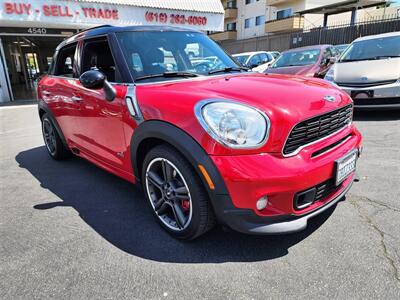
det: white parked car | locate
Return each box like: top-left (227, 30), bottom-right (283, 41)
top-left (325, 31), bottom-right (400, 109)
top-left (232, 51), bottom-right (277, 73)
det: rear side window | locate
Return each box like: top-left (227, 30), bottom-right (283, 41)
top-left (54, 44), bottom-right (77, 77)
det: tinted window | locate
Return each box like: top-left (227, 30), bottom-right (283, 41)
top-left (272, 49), bottom-right (321, 68)
top-left (81, 39), bottom-right (117, 82)
top-left (54, 43), bottom-right (77, 77)
top-left (258, 53), bottom-right (270, 63)
top-left (249, 54), bottom-right (261, 66)
top-left (234, 55), bottom-right (250, 65)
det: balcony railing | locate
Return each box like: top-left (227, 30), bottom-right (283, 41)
top-left (265, 16), bottom-right (304, 33)
top-left (209, 30), bottom-right (237, 41)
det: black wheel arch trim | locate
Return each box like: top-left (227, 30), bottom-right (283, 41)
top-left (38, 101), bottom-right (68, 149)
top-left (130, 120), bottom-right (233, 219)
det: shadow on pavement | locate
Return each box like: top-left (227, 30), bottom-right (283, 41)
top-left (16, 146), bottom-right (336, 264)
top-left (353, 109), bottom-right (400, 121)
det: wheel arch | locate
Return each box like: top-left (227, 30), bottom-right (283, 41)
top-left (131, 120), bottom-right (230, 200)
top-left (38, 101), bottom-right (68, 149)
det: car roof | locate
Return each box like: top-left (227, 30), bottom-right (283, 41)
top-left (232, 51), bottom-right (268, 56)
top-left (282, 44), bottom-right (331, 53)
top-left (353, 31), bottom-right (400, 42)
top-left (56, 25), bottom-right (202, 50)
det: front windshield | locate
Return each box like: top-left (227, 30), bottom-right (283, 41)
top-left (233, 55), bottom-right (250, 66)
top-left (116, 31), bottom-right (241, 82)
top-left (340, 36), bottom-right (400, 62)
top-left (271, 49), bottom-right (320, 68)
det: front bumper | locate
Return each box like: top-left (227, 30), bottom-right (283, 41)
top-left (210, 125), bottom-right (362, 234)
top-left (338, 81), bottom-right (400, 109)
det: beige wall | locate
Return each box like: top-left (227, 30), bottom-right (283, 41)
top-left (236, 0), bottom-right (269, 40)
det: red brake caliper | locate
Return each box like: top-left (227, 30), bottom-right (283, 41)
top-left (181, 199), bottom-right (190, 212)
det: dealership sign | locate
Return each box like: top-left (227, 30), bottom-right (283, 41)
top-left (0, 0), bottom-right (224, 31)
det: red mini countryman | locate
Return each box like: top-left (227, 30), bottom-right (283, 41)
top-left (38, 25), bottom-right (362, 240)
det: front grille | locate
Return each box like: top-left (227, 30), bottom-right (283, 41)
top-left (337, 79), bottom-right (397, 88)
top-left (293, 178), bottom-right (341, 210)
top-left (283, 104), bottom-right (353, 155)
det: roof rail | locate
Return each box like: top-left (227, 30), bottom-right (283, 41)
top-left (75, 24), bottom-right (113, 35)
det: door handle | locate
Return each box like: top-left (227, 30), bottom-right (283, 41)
top-left (71, 96), bottom-right (82, 102)
top-left (42, 90), bottom-right (51, 95)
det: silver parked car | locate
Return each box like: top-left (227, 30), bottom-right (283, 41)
top-left (325, 32), bottom-right (400, 109)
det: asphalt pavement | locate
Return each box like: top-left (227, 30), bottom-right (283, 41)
top-left (0, 104), bottom-right (399, 299)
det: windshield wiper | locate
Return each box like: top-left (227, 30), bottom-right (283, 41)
top-left (208, 66), bottom-right (248, 75)
top-left (135, 71), bottom-right (199, 81)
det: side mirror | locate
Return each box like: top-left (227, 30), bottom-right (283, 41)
top-left (79, 70), bottom-right (116, 102)
top-left (329, 57), bottom-right (337, 64)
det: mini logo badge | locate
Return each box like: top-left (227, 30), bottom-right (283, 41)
top-left (324, 95), bottom-right (336, 102)
top-left (361, 76), bottom-right (368, 81)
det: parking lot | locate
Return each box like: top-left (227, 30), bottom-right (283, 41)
top-left (0, 104), bottom-right (399, 299)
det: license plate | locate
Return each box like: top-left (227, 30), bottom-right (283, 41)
top-left (335, 150), bottom-right (357, 186)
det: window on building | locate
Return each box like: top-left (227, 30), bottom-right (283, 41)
top-left (226, 22), bottom-right (236, 31)
top-left (245, 0), bottom-right (257, 5)
top-left (226, 0), bottom-right (237, 8)
top-left (255, 15), bottom-right (266, 26)
top-left (277, 8), bottom-right (293, 20)
top-left (54, 43), bottom-right (77, 77)
top-left (245, 18), bottom-right (255, 28)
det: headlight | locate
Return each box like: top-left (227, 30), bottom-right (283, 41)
top-left (324, 67), bottom-right (335, 82)
top-left (195, 100), bottom-right (270, 148)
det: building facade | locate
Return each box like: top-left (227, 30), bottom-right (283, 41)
top-left (0, 0), bottom-right (224, 102)
top-left (211, 0), bottom-right (396, 42)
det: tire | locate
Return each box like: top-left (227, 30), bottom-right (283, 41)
top-left (41, 113), bottom-right (71, 160)
top-left (141, 144), bottom-right (215, 240)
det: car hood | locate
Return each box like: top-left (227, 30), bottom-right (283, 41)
top-left (334, 58), bottom-right (400, 83)
top-left (136, 73), bottom-right (352, 154)
top-left (266, 65), bottom-right (315, 76)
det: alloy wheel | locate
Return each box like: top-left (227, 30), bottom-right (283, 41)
top-left (145, 158), bottom-right (193, 231)
top-left (42, 119), bottom-right (57, 155)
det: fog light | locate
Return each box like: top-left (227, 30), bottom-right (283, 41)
top-left (256, 196), bottom-right (268, 211)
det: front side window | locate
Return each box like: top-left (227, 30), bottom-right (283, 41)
top-left (116, 31), bottom-right (240, 82)
top-left (54, 43), bottom-right (77, 77)
top-left (340, 36), bottom-right (400, 62)
top-left (277, 8), bottom-right (293, 20)
top-left (272, 49), bottom-right (321, 68)
top-left (81, 38), bottom-right (117, 82)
